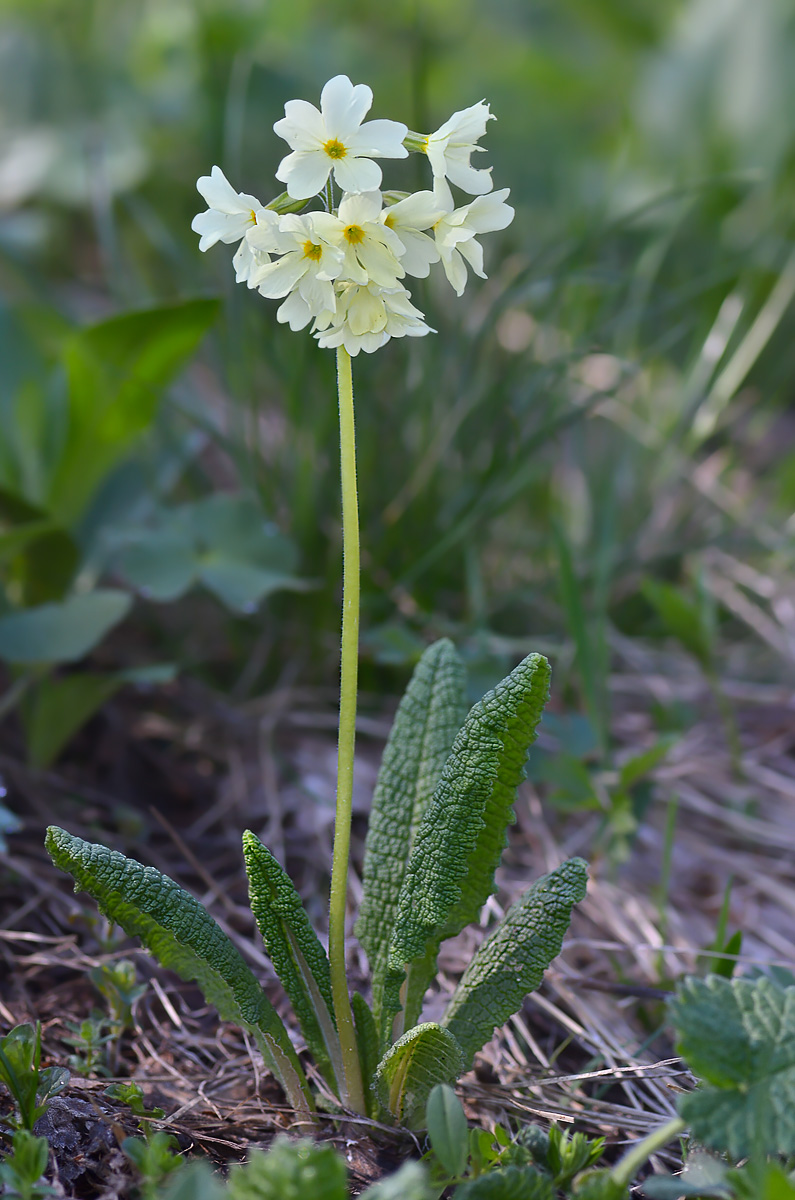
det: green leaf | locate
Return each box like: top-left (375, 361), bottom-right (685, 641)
top-left (359, 1161), bottom-right (433, 1200)
top-left (242, 831), bottom-right (340, 1092)
top-left (617, 738), bottom-right (674, 790)
top-left (426, 1083), bottom-right (469, 1178)
top-left (385, 654), bottom-right (551, 1036)
top-left (453, 1165), bottom-right (555, 1199)
top-left (373, 1022), bottom-right (463, 1129)
top-left (356, 639), bottom-right (466, 1043)
top-left (44, 827), bottom-right (313, 1118)
top-left (641, 1150), bottom-right (730, 1198)
top-left (0, 591), bottom-right (131, 665)
top-left (117, 495), bottom-right (303, 613)
top-left (670, 974), bottom-right (795, 1158)
top-left (442, 858), bottom-right (587, 1068)
top-left (571, 1171), bottom-right (629, 1199)
top-left (642, 580), bottom-right (712, 668)
top-left (352, 992), bottom-right (381, 1117)
top-left (227, 1137), bottom-right (348, 1200)
top-left (22, 673), bottom-right (121, 768)
top-left (49, 299), bottom-right (219, 524)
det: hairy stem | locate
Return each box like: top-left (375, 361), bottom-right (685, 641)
top-left (611, 1116), bottom-right (686, 1189)
top-left (328, 346), bottom-right (366, 1115)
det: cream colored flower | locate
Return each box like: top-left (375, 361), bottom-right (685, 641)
top-left (432, 179), bottom-right (514, 295)
top-left (191, 166), bottom-right (264, 250)
top-left (313, 191), bottom-right (406, 288)
top-left (274, 75), bottom-right (408, 201)
top-left (425, 100), bottom-right (495, 195)
top-left (315, 282), bottom-right (433, 356)
top-left (380, 191), bottom-right (444, 278)
top-left (247, 212), bottom-right (345, 327)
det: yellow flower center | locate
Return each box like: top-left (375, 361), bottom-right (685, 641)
top-left (249, 209), bottom-right (257, 222)
top-left (324, 138), bottom-right (347, 160)
top-left (303, 241), bottom-right (323, 261)
top-left (344, 224), bottom-right (365, 245)
top-left (383, 212), bottom-right (394, 228)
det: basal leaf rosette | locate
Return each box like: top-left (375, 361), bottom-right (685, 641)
top-left (191, 75), bottom-right (514, 355)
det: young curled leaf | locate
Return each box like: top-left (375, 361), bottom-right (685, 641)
top-left (373, 1022), bottom-right (463, 1129)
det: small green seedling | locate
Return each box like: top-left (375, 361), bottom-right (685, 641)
top-left (62, 1015), bottom-right (115, 1077)
top-left (107, 1081), bottom-right (181, 1199)
top-left (0, 1024), bottom-right (69, 1132)
top-left (0, 1130), bottom-right (56, 1200)
top-left (90, 959), bottom-right (147, 1036)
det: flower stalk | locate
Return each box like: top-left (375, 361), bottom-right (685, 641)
top-left (327, 346), bottom-right (366, 1114)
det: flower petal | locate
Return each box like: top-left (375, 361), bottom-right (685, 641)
top-left (256, 252), bottom-right (308, 298)
top-left (320, 75), bottom-right (373, 139)
top-left (332, 155), bottom-right (382, 195)
top-left (273, 99), bottom-right (326, 150)
top-left (196, 165), bottom-right (244, 214)
top-left (347, 118), bottom-right (409, 159)
top-left (276, 150), bottom-right (332, 200)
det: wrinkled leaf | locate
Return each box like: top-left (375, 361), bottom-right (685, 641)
top-left (374, 1023), bottom-right (463, 1129)
top-left (356, 639), bottom-right (466, 1044)
top-left (442, 858), bottom-right (587, 1067)
top-left (671, 974), bottom-right (795, 1157)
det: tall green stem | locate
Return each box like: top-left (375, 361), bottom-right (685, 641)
top-left (328, 346), bottom-right (366, 1115)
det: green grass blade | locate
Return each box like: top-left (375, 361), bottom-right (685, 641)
top-left (442, 858), bottom-right (588, 1068)
top-left (355, 639), bottom-right (466, 1045)
top-left (242, 831), bottom-right (342, 1094)
top-left (45, 826), bottom-right (314, 1120)
top-left (385, 653), bottom-right (551, 1038)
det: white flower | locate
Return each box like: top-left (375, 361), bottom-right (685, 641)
top-left (191, 165), bottom-right (265, 250)
top-left (315, 282), bottom-right (433, 356)
top-left (233, 208), bottom-right (281, 287)
top-left (247, 212), bottom-right (345, 328)
top-left (432, 179), bottom-right (514, 296)
top-left (380, 191), bottom-right (444, 278)
top-left (274, 75), bottom-right (408, 201)
top-left (424, 100), bottom-right (495, 195)
top-left (314, 191), bottom-right (406, 288)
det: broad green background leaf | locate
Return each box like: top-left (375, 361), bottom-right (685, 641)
top-left (374, 1022), bottom-right (463, 1129)
top-left (45, 827), bottom-right (311, 1113)
top-left (442, 858), bottom-right (588, 1068)
top-left (117, 495), bottom-right (304, 613)
top-left (426, 1083), bottom-right (469, 1178)
top-left (47, 299), bottom-right (219, 524)
top-left (352, 992), bottom-right (381, 1118)
top-left (0, 590), bottom-right (131, 664)
top-left (22, 673), bottom-right (121, 768)
top-left (356, 639), bottom-right (466, 1043)
top-left (0, 486), bottom-right (79, 603)
top-left (641, 1150), bottom-right (730, 1198)
top-left (385, 653), bottom-right (551, 1035)
top-left (670, 974), bottom-right (795, 1158)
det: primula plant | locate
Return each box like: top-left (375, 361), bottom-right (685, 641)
top-left (45, 76), bottom-right (586, 1131)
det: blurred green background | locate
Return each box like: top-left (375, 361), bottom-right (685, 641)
top-left (0, 0), bottom-right (793, 778)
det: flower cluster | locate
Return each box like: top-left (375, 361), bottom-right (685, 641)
top-left (192, 75), bottom-right (514, 355)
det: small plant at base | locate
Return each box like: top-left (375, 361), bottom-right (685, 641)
top-left (0, 1024), bottom-right (69, 1133)
top-left (45, 74), bottom-right (587, 1130)
top-left (107, 1081), bottom-right (183, 1198)
top-left (0, 1130), bottom-right (55, 1200)
top-left (62, 1015), bottom-right (115, 1077)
